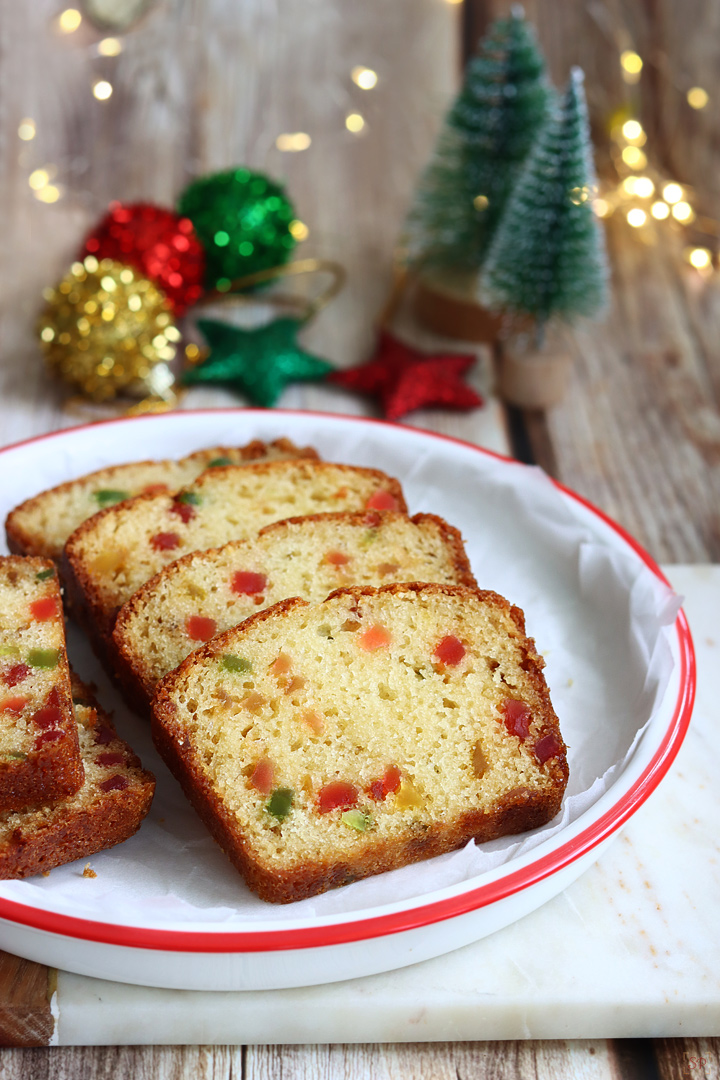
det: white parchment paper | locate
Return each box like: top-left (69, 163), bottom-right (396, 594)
top-left (0, 411), bottom-right (681, 926)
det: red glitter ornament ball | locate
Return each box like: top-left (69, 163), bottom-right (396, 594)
top-left (81, 203), bottom-right (206, 315)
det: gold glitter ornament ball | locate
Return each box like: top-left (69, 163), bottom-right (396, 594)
top-left (38, 256), bottom-right (181, 401)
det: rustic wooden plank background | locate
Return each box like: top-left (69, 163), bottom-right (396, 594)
top-left (1, 0), bottom-right (720, 1075)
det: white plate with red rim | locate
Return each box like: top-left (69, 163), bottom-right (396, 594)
top-left (0, 409), bottom-right (695, 991)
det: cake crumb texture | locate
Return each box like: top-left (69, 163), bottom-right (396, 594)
top-left (152, 583), bottom-right (568, 904)
top-left (62, 460), bottom-right (407, 640)
top-left (0, 555), bottom-right (83, 812)
top-left (113, 510), bottom-right (476, 709)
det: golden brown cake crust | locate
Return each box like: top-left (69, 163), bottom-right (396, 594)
top-left (0, 673), bottom-right (155, 879)
top-left (152, 584), bottom-right (568, 904)
top-left (0, 556), bottom-right (84, 812)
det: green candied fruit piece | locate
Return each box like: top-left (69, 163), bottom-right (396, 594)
top-left (266, 787), bottom-right (294, 821)
top-left (35, 568), bottom-right (55, 581)
top-left (0, 645), bottom-right (20, 658)
top-left (341, 809), bottom-right (372, 832)
top-left (177, 491), bottom-right (202, 506)
top-left (207, 456), bottom-right (233, 468)
top-left (2, 751), bottom-right (27, 762)
top-left (317, 624), bottom-right (333, 638)
top-left (94, 489), bottom-right (131, 508)
top-left (28, 648), bottom-right (60, 669)
top-left (221, 654), bottom-right (252, 674)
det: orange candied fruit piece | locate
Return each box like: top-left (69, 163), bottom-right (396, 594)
top-left (302, 709), bottom-right (324, 734)
top-left (325, 550), bottom-right (351, 567)
top-left (185, 615), bottom-right (217, 642)
top-left (433, 635), bottom-right (465, 666)
top-left (358, 624), bottom-right (392, 651)
top-left (231, 570), bottom-right (267, 595)
top-left (29, 597), bottom-right (59, 621)
top-left (250, 758), bottom-right (275, 795)
top-left (0, 694), bottom-right (30, 715)
top-left (271, 652), bottom-right (293, 676)
top-left (142, 483), bottom-right (169, 495)
top-left (366, 490), bottom-right (399, 511)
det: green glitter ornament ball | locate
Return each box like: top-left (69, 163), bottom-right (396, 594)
top-left (177, 168), bottom-right (297, 292)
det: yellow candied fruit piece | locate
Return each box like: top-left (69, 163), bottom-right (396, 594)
top-left (395, 779), bottom-right (423, 810)
top-left (91, 549), bottom-right (128, 575)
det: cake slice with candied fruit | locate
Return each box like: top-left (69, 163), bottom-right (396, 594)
top-left (0, 672), bottom-right (155, 879)
top-left (112, 510), bottom-right (476, 714)
top-left (5, 437), bottom-right (318, 562)
top-left (62, 460), bottom-right (407, 651)
top-left (152, 582), bottom-right (568, 904)
top-left (0, 556), bottom-right (83, 812)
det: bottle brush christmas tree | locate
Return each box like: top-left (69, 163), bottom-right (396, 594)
top-left (480, 67), bottom-right (609, 346)
top-left (404, 6), bottom-right (553, 277)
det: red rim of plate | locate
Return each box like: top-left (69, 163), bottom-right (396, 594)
top-left (0, 409), bottom-right (696, 953)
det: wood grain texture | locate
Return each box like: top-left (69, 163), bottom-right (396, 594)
top-left (0, 1045), bottom-right (237, 1078)
top-left (0, 951), bottom-right (53, 1048)
top-left (537, 215), bottom-right (720, 563)
top-left (655, 1038), bottom-right (720, 1080)
top-left (245, 1041), bottom-right (617, 1080)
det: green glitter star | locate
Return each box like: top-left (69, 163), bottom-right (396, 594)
top-left (184, 317), bottom-right (333, 407)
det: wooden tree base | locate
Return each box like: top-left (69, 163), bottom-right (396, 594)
top-left (495, 340), bottom-right (572, 409)
top-left (412, 269), bottom-right (504, 343)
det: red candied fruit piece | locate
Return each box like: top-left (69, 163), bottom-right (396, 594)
top-left (29, 597), bottom-right (59, 621)
top-left (32, 705), bottom-right (63, 730)
top-left (231, 571), bottom-right (267, 595)
top-left (94, 725), bottom-right (115, 745)
top-left (96, 752), bottom-right (125, 767)
top-left (317, 780), bottom-right (359, 814)
top-left (35, 729), bottom-right (64, 748)
top-left (4, 663), bottom-right (30, 687)
top-left (143, 483), bottom-right (169, 495)
top-left (534, 731), bottom-right (563, 764)
top-left (99, 775), bottom-right (129, 793)
top-left (250, 758), bottom-right (274, 795)
top-left (367, 764), bottom-right (402, 801)
top-left (325, 550), bottom-right (350, 567)
top-left (433, 635), bottom-right (466, 666)
top-left (150, 531), bottom-right (180, 552)
top-left (502, 698), bottom-right (532, 739)
top-left (185, 615), bottom-right (217, 642)
top-left (0, 695), bottom-right (30, 715)
top-left (170, 501), bottom-right (196, 524)
top-left (363, 510), bottom-right (381, 527)
top-left (358, 624), bottom-right (392, 651)
top-left (366, 490), bottom-right (399, 512)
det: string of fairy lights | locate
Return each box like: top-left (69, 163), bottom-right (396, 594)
top-left (592, 48), bottom-right (717, 274)
top-left (20, 7), bottom-right (718, 277)
top-left (17, 5), bottom-right (385, 242)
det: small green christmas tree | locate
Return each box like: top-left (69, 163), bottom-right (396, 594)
top-left (480, 68), bottom-right (609, 343)
top-left (405, 7), bottom-right (553, 274)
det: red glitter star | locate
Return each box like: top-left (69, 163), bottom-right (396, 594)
top-left (330, 332), bottom-right (482, 421)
